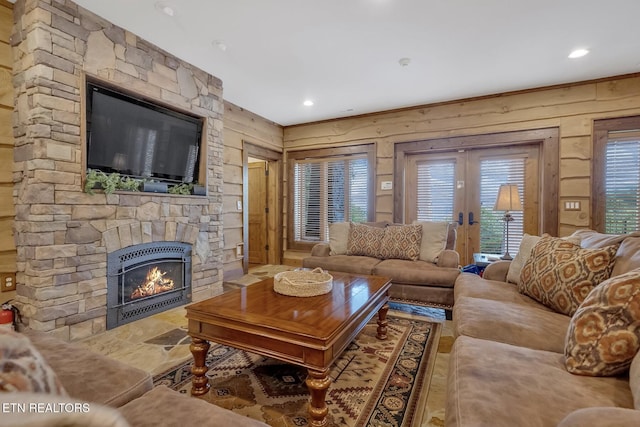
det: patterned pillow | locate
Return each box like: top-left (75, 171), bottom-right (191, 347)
top-left (0, 328), bottom-right (67, 395)
top-left (347, 223), bottom-right (386, 258)
top-left (565, 269), bottom-right (640, 376)
top-left (519, 235), bottom-right (618, 316)
top-left (378, 224), bottom-right (422, 261)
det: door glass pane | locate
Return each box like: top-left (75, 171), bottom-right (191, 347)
top-left (416, 160), bottom-right (455, 221)
top-left (479, 158), bottom-right (525, 255)
top-left (605, 136), bottom-right (640, 233)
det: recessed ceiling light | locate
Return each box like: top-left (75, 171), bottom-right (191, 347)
top-left (155, 2), bottom-right (175, 17)
top-left (398, 57), bottom-right (411, 67)
top-left (303, 100), bottom-right (314, 107)
top-left (568, 48), bottom-right (589, 59)
top-left (213, 40), bottom-right (227, 52)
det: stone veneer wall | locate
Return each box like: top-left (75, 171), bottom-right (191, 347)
top-left (11, 0), bottom-right (224, 341)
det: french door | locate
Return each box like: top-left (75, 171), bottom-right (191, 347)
top-left (405, 145), bottom-right (540, 265)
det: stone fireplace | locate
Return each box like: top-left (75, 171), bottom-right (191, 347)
top-left (10, 0), bottom-right (225, 340)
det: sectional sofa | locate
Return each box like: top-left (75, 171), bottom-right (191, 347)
top-left (302, 221), bottom-right (460, 317)
top-left (0, 328), bottom-right (268, 427)
top-left (446, 229), bottom-right (640, 426)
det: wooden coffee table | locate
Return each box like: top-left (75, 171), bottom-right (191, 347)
top-left (185, 271), bottom-right (392, 426)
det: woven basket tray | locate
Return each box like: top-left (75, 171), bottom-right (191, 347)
top-left (273, 268), bottom-right (333, 297)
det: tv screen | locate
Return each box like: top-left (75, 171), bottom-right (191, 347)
top-left (86, 82), bottom-right (203, 184)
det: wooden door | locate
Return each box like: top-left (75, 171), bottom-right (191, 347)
top-left (405, 145), bottom-right (540, 265)
top-left (248, 161), bottom-right (268, 265)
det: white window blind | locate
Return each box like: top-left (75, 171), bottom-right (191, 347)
top-left (479, 158), bottom-right (525, 255)
top-left (415, 160), bottom-right (456, 221)
top-left (605, 133), bottom-right (640, 234)
top-left (293, 154), bottom-right (370, 243)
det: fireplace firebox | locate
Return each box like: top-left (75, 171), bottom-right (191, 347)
top-left (107, 242), bottom-right (192, 329)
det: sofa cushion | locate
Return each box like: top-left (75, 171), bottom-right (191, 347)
top-left (557, 407), bottom-right (640, 427)
top-left (0, 392), bottom-right (131, 427)
top-left (347, 223), bottom-right (385, 258)
top-left (373, 258), bottom-right (459, 287)
top-left (445, 336), bottom-right (634, 427)
top-left (453, 296), bottom-right (570, 352)
top-left (455, 272), bottom-right (555, 311)
top-left (612, 236), bottom-right (640, 277)
top-left (119, 386), bottom-right (269, 427)
top-left (506, 233), bottom-right (541, 285)
top-left (565, 268), bottom-right (640, 376)
top-left (302, 254), bottom-right (380, 275)
top-left (570, 229), bottom-right (630, 249)
top-left (519, 235), bottom-right (618, 316)
top-left (328, 222), bottom-right (350, 255)
top-left (0, 329), bottom-right (67, 396)
top-left (25, 330), bottom-right (153, 407)
top-left (378, 224), bottom-right (422, 261)
top-left (413, 221), bottom-right (449, 263)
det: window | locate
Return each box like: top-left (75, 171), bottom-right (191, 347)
top-left (288, 145), bottom-right (375, 249)
top-left (593, 116), bottom-right (640, 233)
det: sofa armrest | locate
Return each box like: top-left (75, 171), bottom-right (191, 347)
top-left (310, 243), bottom-right (331, 257)
top-left (482, 260), bottom-right (511, 281)
top-left (557, 407), bottom-right (640, 427)
top-left (437, 249), bottom-right (459, 268)
top-left (0, 392), bottom-right (131, 427)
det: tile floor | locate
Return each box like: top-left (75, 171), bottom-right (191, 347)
top-left (79, 273), bottom-right (453, 427)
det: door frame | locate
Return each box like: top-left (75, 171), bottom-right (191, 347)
top-left (242, 142), bottom-right (283, 273)
top-left (393, 128), bottom-right (559, 235)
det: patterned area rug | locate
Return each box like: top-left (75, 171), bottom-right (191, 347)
top-left (153, 313), bottom-right (441, 426)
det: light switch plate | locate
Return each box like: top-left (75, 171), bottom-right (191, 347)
top-left (236, 200), bottom-right (242, 211)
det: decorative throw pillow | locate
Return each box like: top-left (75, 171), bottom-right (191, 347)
top-left (328, 222), bottom-right (350, 255)
top-left (413, 221), bottom-right (449, 263)
top-left (519, 235), bottom-right (618, 316)
top-left (347, 223), bottom-right (385, 258)
top-left (507, 233), bottom-right (542, 285)
top-left (378, 224), bottom-right (422, 261)
top-left (565, 268), bottom-right (640, 376)
top-left (507, 234), bottom-right (582, 285)
top-left (0, 328), bottom-right (67, 395)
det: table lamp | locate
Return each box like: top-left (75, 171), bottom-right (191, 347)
top-left (493, 183), bottom-right (523, 260)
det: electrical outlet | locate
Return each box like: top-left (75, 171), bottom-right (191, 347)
top-left (0, 273), bottom-right (16, 293)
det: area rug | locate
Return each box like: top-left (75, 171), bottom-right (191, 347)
top-left (153, 314), bottom-right (441, 427)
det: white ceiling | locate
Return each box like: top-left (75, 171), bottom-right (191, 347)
top-left (72, 0), bottom-right (640, 126)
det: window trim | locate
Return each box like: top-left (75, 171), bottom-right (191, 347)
top-left (592, 115), bottom-right (640, 232)
top-left (287, 144), bottom-right (376, 251)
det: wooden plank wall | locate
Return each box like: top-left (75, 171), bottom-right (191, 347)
top-left (283, 74), bottom-right (640, 258)
top-left (223, 101), bottom-right (283, 278)
top-left (0, 0), bottom-right (15, 274)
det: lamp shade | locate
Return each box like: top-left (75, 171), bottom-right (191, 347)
top-left (493, 184), bottom-right (523, 212)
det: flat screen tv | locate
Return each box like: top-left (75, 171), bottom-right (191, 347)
top-left (85, 81), bottom-right (203, 184)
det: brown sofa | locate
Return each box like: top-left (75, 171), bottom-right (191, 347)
top-left (446, 230), bottom-right (640, 426)
top-left (1, 329), bottom-right (268, 427)
top-left (302, 221), bottom-right (460, 318)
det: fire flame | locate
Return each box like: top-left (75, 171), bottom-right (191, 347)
top-left (131, 266), bottom-right (175, 299)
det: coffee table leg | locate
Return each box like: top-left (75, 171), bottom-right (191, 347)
top-left (376, 303), bottom-right (389, 340)
top-left (190, 337), bottom-right (210, 396)
top-left (306, 368), bottom-right (331, 426)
